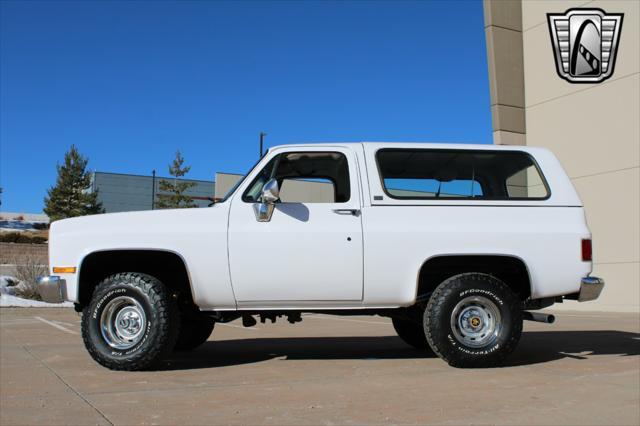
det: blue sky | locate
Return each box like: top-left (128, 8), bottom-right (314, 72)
top-left (0, 0), bottom-right (491, 213)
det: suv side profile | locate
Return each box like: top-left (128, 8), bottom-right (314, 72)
top-left (38, 142), bottom-right (604, 370)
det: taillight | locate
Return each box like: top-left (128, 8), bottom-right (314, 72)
top-left (582, 239), bottom-right (592, 262)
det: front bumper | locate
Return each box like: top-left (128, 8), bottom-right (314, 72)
top-left (36, 276), bottom-right (67, 303)
top-left (575, 276), bottom-right (605, 302)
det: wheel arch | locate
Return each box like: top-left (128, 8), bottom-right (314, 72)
top-left (77, 249), bottom-right (196, 310)
top-left (415, 254), bottom-right (532, 302)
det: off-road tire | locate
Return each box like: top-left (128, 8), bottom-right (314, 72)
top-left (392, 317), bottom-right (429, 349)
top-left (174, 315), bottom-right (215, 351)
top-left (81, 272), bottom-right (180, 371)
top-left (424, 273), bottom-right (522, 368)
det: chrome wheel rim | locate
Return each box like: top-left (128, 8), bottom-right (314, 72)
top-left (450, 295), bottom-right (501, 348)
top-left (100, 296), bottom-right (146, 350)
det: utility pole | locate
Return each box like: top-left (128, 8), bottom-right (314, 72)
top-left (151, 169), bottom-right (156, 210)
top-left (259, 132), bottom-right (266, 158)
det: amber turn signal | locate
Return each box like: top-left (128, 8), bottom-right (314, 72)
top-left (52, 267), bottom-right (77, 274)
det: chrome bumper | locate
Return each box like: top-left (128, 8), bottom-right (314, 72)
top-left (36, 276), bottom-right (67, 303)
top-left (577, 276), bottom-right (605, 302)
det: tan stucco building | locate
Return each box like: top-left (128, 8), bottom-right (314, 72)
top-left (484, 0), bottom-right (639, 312)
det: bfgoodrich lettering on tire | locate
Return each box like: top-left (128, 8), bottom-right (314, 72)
top-left (424, 273), bottom-right (522, 368)
top-left (81, 272), bottom-right (179, 371)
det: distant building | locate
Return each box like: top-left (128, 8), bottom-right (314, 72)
top-left (0, 212), bottom-right (49, 223)
top-left (213, 172), bottom-right (244, 199)
top-left (91, 171), bottom-right (241, 213)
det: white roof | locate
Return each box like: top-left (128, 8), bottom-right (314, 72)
top-left (270, 141), bottom-right (544, 154)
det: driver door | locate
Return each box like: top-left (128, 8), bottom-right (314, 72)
top-left (227, 147), bottom-right (363, 306)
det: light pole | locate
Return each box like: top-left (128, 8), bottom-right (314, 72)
top-left (151, 170), bottom-right (156, 210)
top-left (259, 132), bottom-right (266, 158)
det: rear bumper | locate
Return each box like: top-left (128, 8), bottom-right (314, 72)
top-left (36, 276), bottom-right (67, 303)
top-left (573, 276), bottom-right (605, 302)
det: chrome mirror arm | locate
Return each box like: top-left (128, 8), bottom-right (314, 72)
top-left (253, 202), bottom-right (275, 222)
top-left (253, 178), bottom-right (280, 222)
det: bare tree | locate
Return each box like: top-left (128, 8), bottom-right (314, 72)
top-left (12, 254), bottom-right (48, 300)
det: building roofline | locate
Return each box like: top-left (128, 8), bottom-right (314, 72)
top-left (93, 171), bottom-right (214, 184)
top-left (216, 172), bottom-right (245, 177)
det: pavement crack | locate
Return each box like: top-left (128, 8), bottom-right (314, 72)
top-left (22, 345), bottom-right (114, 426)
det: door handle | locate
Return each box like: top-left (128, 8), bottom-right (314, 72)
top-left (332, 209), bottom-right (361, 216)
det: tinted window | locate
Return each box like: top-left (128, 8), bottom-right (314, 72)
top-left (376, 149), bottom-right (549, 200)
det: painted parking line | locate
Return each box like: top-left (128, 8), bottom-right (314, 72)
top-left (34, 316), bottom-right (78, 335)
top-left (52, 320), bottom-right (77, 327)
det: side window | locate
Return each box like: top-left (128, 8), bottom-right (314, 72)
top-left (376, 149), bottom-right (549, 200)
top-left (506, 164), bottom-right (548, 198)
top-left (377, 150), bottom-right (484, 198)
top-left (243, 157), bottom-right (278, 202)
top-left (384, 178), bottom-right (483, 198)
top-left (280, 178), bottom-right (336, 203)
top-left (243, 152), bottom-right (350, 203)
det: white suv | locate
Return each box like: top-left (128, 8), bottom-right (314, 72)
top-left (38, 142), bottom-right (604, 370)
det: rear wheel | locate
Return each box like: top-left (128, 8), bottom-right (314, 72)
top-left (392, 317), bottom-right (429, 349)
top-left (81, 272), bottom-right (179, 371)
top-left (174, 315), bottom-right (215, 351)
top-left (425, 273), bottom-right (522, 368)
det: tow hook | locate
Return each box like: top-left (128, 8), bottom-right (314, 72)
top-left (523, 311), bottom-right (556, 324)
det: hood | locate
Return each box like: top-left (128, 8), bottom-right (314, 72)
top-left (49, 205), bottom-right (226, 239)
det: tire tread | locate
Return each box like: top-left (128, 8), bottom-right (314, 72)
top-left (81, 272), bottom-right (179, 371)
top-left (424, 272), bottom-right (522, 368)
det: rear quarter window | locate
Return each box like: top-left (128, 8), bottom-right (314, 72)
top-left (376, 149), bottom-right (550, 200)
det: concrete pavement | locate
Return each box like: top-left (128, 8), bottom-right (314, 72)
top-left (0, 308), bottom-right (638, 425)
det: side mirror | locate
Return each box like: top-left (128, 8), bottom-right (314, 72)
top-left (261, 179), bottom-right (280, 204)
top-left (253, 179), bottom-right (279, 222)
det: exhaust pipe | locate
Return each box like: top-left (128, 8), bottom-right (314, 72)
top-left (523, 311), bottom-right (555, 324)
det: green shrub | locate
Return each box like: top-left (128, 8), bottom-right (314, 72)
top-left (0, 232), bottom-right (47, 244)
top-left (0, 232), bottom-right (20, 243)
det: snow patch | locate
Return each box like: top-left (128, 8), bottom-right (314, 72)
top-left (0, 293), bottom-right (73, 308)
top-left (0, 275), bottom-right (19, 295)
top-left (0, 275), bottom-right (72, 307)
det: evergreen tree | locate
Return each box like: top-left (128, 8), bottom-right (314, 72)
top-left (155, 151), bottom-right (197, 209)
top-left (44, 145), bottom-right (103, 222)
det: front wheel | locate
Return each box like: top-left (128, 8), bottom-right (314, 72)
top-left (81, 273), bottom-right (180, 371)
top-left (424, 273), bottom-right (522, 368)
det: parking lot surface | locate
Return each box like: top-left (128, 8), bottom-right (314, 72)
top-left (0, 308), bottom-right (638, 425)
